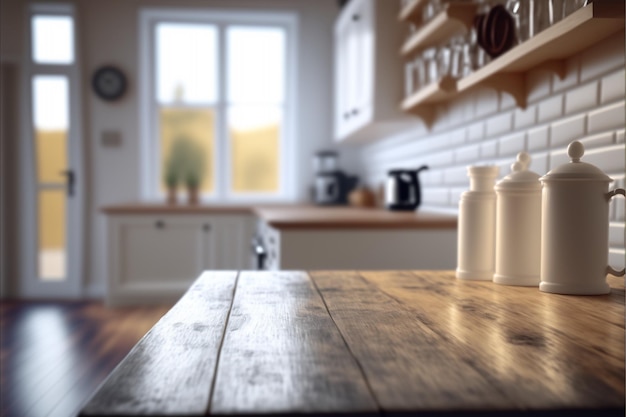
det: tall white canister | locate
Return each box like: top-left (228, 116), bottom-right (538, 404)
top-left (540, 141), bottom-right (625, 295)
top-left (456, 165), bottom-right (499, 280)
top-left (494, 152), bottom-right (542, 286)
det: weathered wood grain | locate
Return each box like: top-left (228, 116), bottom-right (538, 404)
top-left (79, 270), bottom-right (625, 416)
top-left (79, 271), bottom-right (238, 416)
top-left (310, 270), bottom-right (512, 413)
top-left (356, 270), bottom-right (625, 411)
top-left (209, 270), bottom-right (378, 415)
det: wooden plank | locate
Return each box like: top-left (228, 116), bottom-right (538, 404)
top-left (79, 271), bottom-right (238, 416)
top-left (401, 75), bottom-right (457, 112)
top-left (209, 271), bottom-right (378, 415)
top-left (357, 270), bottom-right (625, 412)
top-left (310, 270), bottom-right (511, 413)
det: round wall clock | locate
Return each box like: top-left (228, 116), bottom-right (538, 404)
top-left (92, 65), bottom-right (127, 101)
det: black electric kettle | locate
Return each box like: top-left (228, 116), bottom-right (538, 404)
top-left (385, 165), bottom-right (429, 211)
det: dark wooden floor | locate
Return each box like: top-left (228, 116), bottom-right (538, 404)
top-left (0, 300), bottom-right (171, 417)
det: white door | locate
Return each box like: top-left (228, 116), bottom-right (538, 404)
top-left (20, 4), bottom-right (84, 298)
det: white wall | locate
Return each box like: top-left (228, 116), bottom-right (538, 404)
top-left (356, 31), bottom-right (626, 271)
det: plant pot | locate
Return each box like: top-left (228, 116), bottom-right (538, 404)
top-left (166, 187), bottom-right (177, 205)
top-left (187, 186), bottom-right (199, 205)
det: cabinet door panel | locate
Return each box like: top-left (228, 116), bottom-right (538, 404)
top-left (119, 221), bottom-right (211, 284)
top-left (333, 0), bottom-right (406, 142)
top-left (335, 22), bottom-right (350, 138)
top-left (353, 0), bottom-right (373, 112)
top-left (335, 0), bottom-right (375, 139)
top-left (215, 217), bottom-right (248, 269)
top-left (346, 16), bottom-right (359, 118)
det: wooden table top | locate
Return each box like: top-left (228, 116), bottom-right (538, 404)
top-left (81, 271), bottom-right (624, 416)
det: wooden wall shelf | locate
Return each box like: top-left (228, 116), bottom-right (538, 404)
top-left (401, 0), bottom-right (625, 123)
top-left (401, 2), bottom-right (477, 57)
top-left (398, 0), bottom-right (428, 24)
top-left (401, 75), bottom-right (456, 111)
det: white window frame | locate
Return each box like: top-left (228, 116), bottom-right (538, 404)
top-left (139, 8), bottom-right (298, 203)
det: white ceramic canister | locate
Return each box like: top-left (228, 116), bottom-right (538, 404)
top-left (456, 165), bottom-right (500, 280)
top-left (494, 152), bottom-right (542, 286)
top-left (540, 141), bottom-right (625, 295)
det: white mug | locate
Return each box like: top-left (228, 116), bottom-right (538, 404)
top-left (539, 141), bottom-right (625, 295)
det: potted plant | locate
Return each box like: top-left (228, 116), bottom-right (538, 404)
top-left (168, 136), bottom-right (205, 205)
top-left (164, 169), bottom-right (179, 204)
top-left (183, 143), bottom-right (204, 205)
top-left (185, 171), bottom-right (200, 205)
top-left (163, 147), bottom-right (181, 205)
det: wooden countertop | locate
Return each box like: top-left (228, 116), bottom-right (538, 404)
top-left (81, 271), bottom-right (624, 416)
top-left (101, 203), bottom-right (254, 215)
top-left (253, 206), bottom-right (456, 229)
top-left (101, 203), bottom-right (457, 229)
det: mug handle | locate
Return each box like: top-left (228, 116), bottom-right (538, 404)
top-left (606, 188), bottom-right (625, 276)
top-left (606, 188), bottom-right (625, 200)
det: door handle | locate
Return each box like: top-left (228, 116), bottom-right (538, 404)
top-left (60, 169), bottom-right (75, 197)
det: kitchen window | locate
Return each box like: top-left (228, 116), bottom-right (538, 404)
top-left (140, 9), bottom-right (296, 201)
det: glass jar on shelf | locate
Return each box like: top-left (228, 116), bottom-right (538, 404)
top-left (506, 0), bottom-right (585, 45)
top-left (449, 37), bottom-right (465, 79)
top-left (562, 0), bottom-right (588, 19)
top-left (437, 45), bottom-right (452, 80)
top-left (414, 54), bottom-right (427, 90)
top-left (464, 23), bottom-right (490, 74)
top-left (506, 0), bottom-right (529, 45)
top-left (423, 47), bottom-right (438, 86)
top-left (422, 0), bottom-right (450, 25)
top-left (422, 1), bottom-right (437, 24)
top-left (405, 61), bottom-right (415, 98)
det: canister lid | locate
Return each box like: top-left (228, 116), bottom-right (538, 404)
top-left (540, 141), bottom-right (611, 182)
top-left (495, 152), bottom-right (541, 191)
top-left (467, 165), bottom-right (499, 177)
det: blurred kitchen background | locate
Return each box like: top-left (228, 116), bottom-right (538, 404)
top-left (0, 0), bottom-right (624, 302)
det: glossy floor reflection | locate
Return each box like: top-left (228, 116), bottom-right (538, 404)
top-left (0, 301), bottom-right (170, 417)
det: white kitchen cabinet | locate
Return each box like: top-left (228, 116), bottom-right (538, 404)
top-left (106, 213), bottom-right (254, 305)
top-left (334, 0), bottom-right (413, 143)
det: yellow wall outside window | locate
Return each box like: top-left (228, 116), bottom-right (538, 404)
top-left (35, 129), bottom-right (66, 249)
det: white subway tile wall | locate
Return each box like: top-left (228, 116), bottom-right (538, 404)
top-left (601, 69), bottom-right (625, 104)
top-left (537, 95), bottom-right (564, 122)
top-left (357, 31), bottom-right (625, 269)
top-left (527, 126), bottom-right (549, 151)
top-left (551, 114), bottom-right (586, 147)
top-left (564, 81), bottom-right (598, 114)
top-left (588, 101), bottom-right (626, 133)
top-left (513, 105), bottom-right (537, 129)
